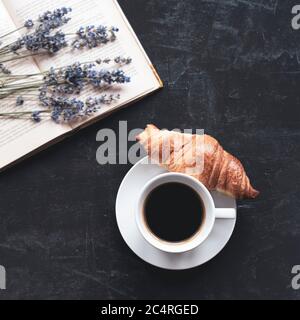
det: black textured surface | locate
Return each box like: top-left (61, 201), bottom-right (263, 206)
top-left (0, 0), bottom-right (300, 300)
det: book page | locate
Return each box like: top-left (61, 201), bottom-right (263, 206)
top-left (0, 1), bottom-right (70, 170)
top-left (3, 0), bottom-right (161, 129)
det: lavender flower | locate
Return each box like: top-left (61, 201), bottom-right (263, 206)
top-left (95, 56), bottom-right (132, 66)
top-left (114, 56), bottom-right (132, 65)
top-left (0, 8), bottom-right (71, 60)
top-left (24, 8), bottom-right (72, 31)
top-left (24, 19), bottom-right (34, 29)
top-left (50, 97), bottom-right (84, 122)
top-left (8, 30), bottom-right (67, 55)
top-left (38, 94), bottom-right (120, 123)
top-left (16, 96), bottom-right (24, 106)
top-left (72, 25), bottom-right (118, 49)
top-left (43, 62), bottom-right (130, 94)
top-left (0, 7), bottom-right (132, 126)
top-left (0, 94), bottom-right (116, 122)
top-left (32, 111), bottom-right (42, 122)
top-left (85, 94), bottom-right (120, 113)
top-left (0, 8), bottom-right (71, 46)
top-left (0, 64), bottom-right (11, 74)
top-left (96, 58), bottom-right (111, 65)
top-left (37, 7), bottom-right (72, 31)
top-left (21, 30), bottom-right (67, 53)
top-left (39, 7), bottom-right (72, 22)
top-left (0, 59), bottom-right (132, 102)
top-left (0, 65), bottom-right (125, 123)
top-left (0, 9), bottom-right (121, 66)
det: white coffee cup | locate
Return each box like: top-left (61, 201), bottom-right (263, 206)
top-left (135, 173), bottom-right (236, 254)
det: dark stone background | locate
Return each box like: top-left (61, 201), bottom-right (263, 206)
top-left (0, 0), bottom-right (300, 300)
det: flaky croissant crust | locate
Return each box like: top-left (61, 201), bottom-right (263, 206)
top-left (137, 125), bottom-right (259, 199)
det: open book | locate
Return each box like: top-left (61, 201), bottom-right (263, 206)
top-left (0, 0), bottom-right (162, 171)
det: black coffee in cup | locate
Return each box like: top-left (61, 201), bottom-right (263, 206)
top-left (143, 182), bottom-right (205, 243)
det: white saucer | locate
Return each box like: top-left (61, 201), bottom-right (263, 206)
top-left (116, 157), bottom-right (237, 270)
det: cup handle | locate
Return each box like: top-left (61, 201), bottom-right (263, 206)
top-left (215, 208), bottom-right (236, 219)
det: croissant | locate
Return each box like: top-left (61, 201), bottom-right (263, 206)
top-left (137, 125), bottom-right (259, 199)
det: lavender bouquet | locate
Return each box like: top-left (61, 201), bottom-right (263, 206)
top-left (0, 7), bottom-right (118, 66)
top-left (0, 8), bottom-right (72, 65)
top-left (0, 7), bottom-right (132, 123)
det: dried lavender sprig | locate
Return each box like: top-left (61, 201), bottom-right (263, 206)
top-left (0, 8), bottom-right (72, 64)
top-left (71, 25), bottom-right (118, 49)
top-left (0, 59), bottom-right (131, 103)
top-left (0, 68), bottom-right (130, 96)
top-left (0, 24), bottom-right (118, 64)
top-left (0, 7), bottom-right (72, 40)
top-left (0, 62), bottom-right (131, 96)
top-left (0, 24), bottom-right (117, 55)
top-left (0, 30), bottom-right (68, 55)
top-left (49, 94), bottom-right (120, 122)
top-left (0, 31), bottom-right (68, 60)
top-left (0, 56), bottom-right (131, 80)
top-left (0, 94), bottom-right (120, 123)
top-left (43, 63), bottom-right (131, 96)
